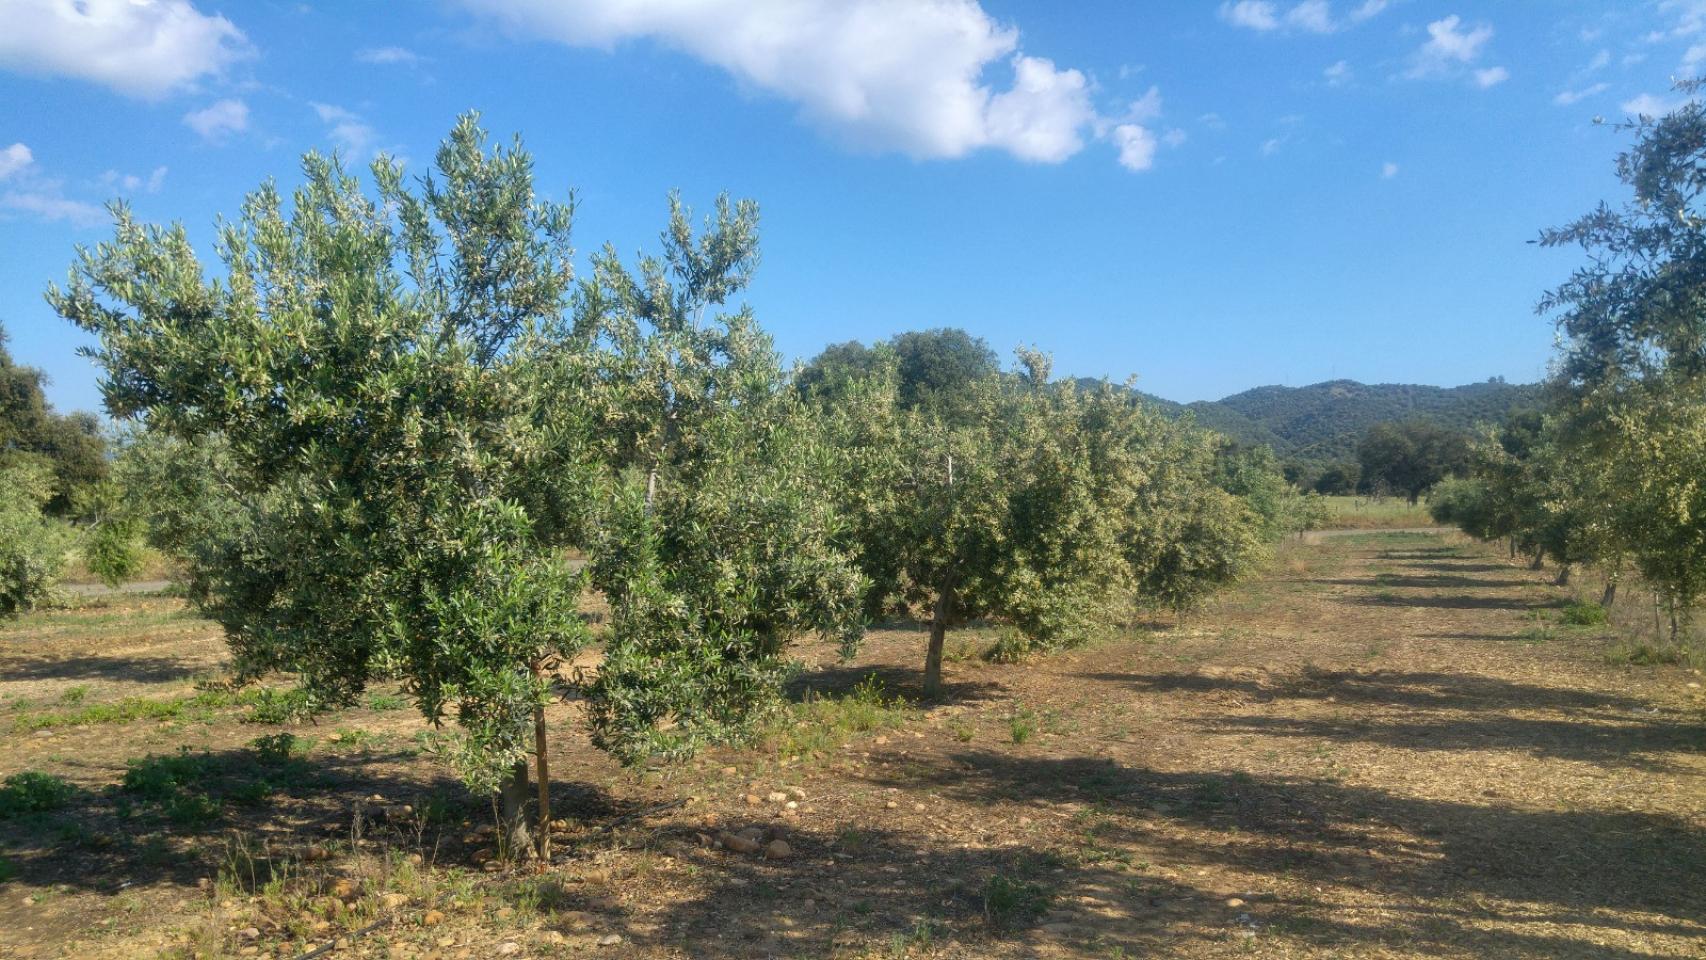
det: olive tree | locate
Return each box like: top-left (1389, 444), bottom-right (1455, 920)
top-left (0, 459), bottom-right (70, 618)
top-left (52, 116), bottom-right (595, 857)
top-left (551, 195), bottom-right (866, 762)
top-left (1538, 82), bottom-right (1706, 636)
top-left (823, 351), bottom-right (1264, 697)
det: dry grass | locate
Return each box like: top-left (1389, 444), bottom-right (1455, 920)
top-left (1, 533), bottom-right (1702, 958)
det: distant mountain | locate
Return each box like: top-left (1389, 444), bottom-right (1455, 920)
top-left (1175, 379), bottom-right (1542, 465)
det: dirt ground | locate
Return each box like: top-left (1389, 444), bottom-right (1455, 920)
top-left (0, 531), bottom-right (1701, 959)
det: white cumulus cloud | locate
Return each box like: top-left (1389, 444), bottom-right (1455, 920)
top-left (453, 0), bottom-right (1111, 166)
top-left (183, 98), bottom-right (249, 142)
top-left (1112, 124), bottom-right (1159, 171)
top-left (0, 142), bottom-right (33, 181)
top-left (0, 0), bottom-right (248, 100)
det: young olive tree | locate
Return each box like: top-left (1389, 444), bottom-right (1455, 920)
top-left (551, 196), bottom-right (866, 762)
top-left (52, 116), bottom-right (595, 858)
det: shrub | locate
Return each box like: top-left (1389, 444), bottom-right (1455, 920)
top-left (0, 772), bottom-right (76, 818)
top-left (982, 874), bottom-right (1052, 927)
top-left (1561, 600), bottom-right (1609, 626)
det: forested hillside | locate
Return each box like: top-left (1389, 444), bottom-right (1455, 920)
top-left (1172, 378), bottom-right (1540, 466)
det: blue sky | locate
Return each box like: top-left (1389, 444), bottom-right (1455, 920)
top-left (0, 0), bottom-right (1699, 414)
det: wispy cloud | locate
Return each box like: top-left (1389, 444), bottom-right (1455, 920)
top-left (1381, 161), bottom-right (1399, 179)
top-left (98, 167), bottom-right (169, 195)
top-left (1621, 91), bottom-right (1690, 117)
top-left (1474, 66), bottom-right (1509, 88)
top-left (356, 46), bottom-right (422, 66)
top-left (1554, 82), bottom-right (1608, 106)
top-left (311, 102), bottom-right (387, 160)
top-left (1218, 0), bottom-right (1388, 35)
top-left (183, 98), bottom-right (249, 142)
top-left (1405, 15), bottom-right (1505, 90)
top-left (1324, 60), bottom-right (1352, 86)
top-left (0, 142), bottom-right (105, 227)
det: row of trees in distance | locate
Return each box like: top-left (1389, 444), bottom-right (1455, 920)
top-left (1431, 83), bottom-right (1706, 644)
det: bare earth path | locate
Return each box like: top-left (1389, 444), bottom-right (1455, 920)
top-left (1, 531), bottom-right (1701, 958)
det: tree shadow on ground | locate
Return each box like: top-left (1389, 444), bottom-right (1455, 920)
top-left (0, 744), bottom-right (634, 897)
top-left (1392, 561), bottom-right (1525, 574)
top-left (1317, 575), bottom-right (1534, 589)
top-left (1376, 547), bottom-right (1470, 560)
top-left (843, 753), bottom-right (1706, 952)
top-left (1084, 667), bottom-right (1647, 714)
top-left (1196, 712), bottom-right (1705, 771)
top-left (1340, 592), bottom-right (1565, 611)
top-left (786, 662), bottom-right (1005, 706)
top-left (0, 654), bottom-right (208, 685)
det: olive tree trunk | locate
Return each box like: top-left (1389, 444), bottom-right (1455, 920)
top-left (1601, 579), bottom-right (1618, 608)
top-left (1529, 553), bottom-right (1545, 571)
top-left (533, 662), bottom-right (552, 863)
top-left (1553, 565), bottom-right (1572, 587)
top-left (923, 572), bottom-right (958, 700)
top-left (499, 760), bottom-right (532, 859)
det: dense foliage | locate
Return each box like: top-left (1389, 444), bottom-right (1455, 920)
top-left (0, 459), bottom-right (70, 617)
top-left (812, 346), bottom-right (1284, 695)
top-left (1170, 378), bottom-right (1536, 483)
top-left (1356, 420), bottom-right (1470, 503)
top-left (1, 323), bottom-right (107, 516)
top-left (1434, 85), bottom-right (1706, 640)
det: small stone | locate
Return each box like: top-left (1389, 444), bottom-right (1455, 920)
top-left (719, 831), bottom-right (763, 855)
top-left (380, 893), bottom-right (410, 910)
top-left (784, 801), bottom-right (798, 811)
top-left (766, 791), bottom-right (789, 804)
top-left (884, 800), bottom-right (898, 809)
top-left (597, 934), bottom-right (623, 946)
top-left (763, 839), bottom-right (792, 859)
top-left (496, 943), bottom-right (521, 956)
top-left (238, 927), bottom-right (261, 941)
top-left (560, 911), bottom-right (598, 932)
top-left (495, 906), bottom-right (514, 920)
top-left (422, 910), bottom-right (445, 926)
top-left (743, 794), bottom-right (762, 805)
top-left (436, 936), bottom-right (456, 948)
top-left (720, 766), bottom-right (738, 775)
top-left (1225, 898), bottom-right (1246, 908)
top-left (326, 732), bottom-right (343, 743)
top-left (912, 803), bottom-right (926, 812)
top-left (329, 878), bottom-right (360, 900)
